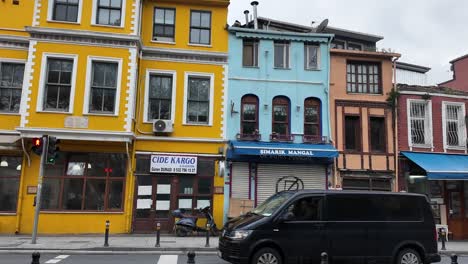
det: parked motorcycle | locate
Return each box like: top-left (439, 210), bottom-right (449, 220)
top-left (172, 206), bottom-right (219, 237)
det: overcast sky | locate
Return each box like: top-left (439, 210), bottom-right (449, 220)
top-left (228, 0), bottom-right (468, 85)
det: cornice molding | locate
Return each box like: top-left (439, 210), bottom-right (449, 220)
top-left (142, 46), bottom-right (228, 64)
top-left (16, 127), bottom-right (134, 143)
top-left (0, 34), bottom-right (29, 50)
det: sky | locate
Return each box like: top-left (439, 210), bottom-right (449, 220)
top-left (227, 0), bottom-right (468, 85)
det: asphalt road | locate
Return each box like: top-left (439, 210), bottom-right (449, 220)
top-left (0, 253), bottom-right (465, 264)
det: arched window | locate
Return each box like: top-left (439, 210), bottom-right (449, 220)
top-left (304, 98), bottom-right (321, 142)
top-left (240, 95), bottom-right (259, 140)
top-left (272, 96), bottom-right (290, 138)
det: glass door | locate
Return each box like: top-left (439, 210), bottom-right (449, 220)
top-left (154, 177), bottom-right (173, 231)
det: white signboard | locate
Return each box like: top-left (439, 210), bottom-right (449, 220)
top-left (136, 199), bottom-right (152, 209)
top-left (157, 184), bottom-right (171, 194)
top-left (137, 186), bottom-right (152, 196)
top-left (150, 155), bottom-right (197, 174)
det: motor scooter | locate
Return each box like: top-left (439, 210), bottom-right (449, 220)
top-left (172, 206), bottom-right (219, 237)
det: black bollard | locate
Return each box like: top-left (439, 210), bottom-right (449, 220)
top-left (31, 252), bottom-right (40, 264)
top-left (187, 250), bottom-right (196, 264)
top-left (205, 223), bottom-right (210, 247)
top-left (320, 252), bottom-right (328, 264)
top-left (440, 228), bottom-right (446, 251)
top-left (451, 254), bottom-right (458, 264)
top-left (104, 220), bottom-right (110, 247)
top-left (155, 222), bottom-right (161, 247)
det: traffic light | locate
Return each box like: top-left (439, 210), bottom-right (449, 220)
top-left (31, 137), bottom-right (43, 155)
top-left (45, 136), bottom-right (60, 165)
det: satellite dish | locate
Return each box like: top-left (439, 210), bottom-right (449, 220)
top-left (315, 19), bottom-right (329, 33)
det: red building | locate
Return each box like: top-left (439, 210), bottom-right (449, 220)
top-left (397, 84), bottom-right (468, 239)
top-left (439, 54), bottom-right (468, 92)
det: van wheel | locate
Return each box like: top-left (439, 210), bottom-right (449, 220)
top-left (251, 247), bottom-right (282, 264)
top-left (396, 248), bottom-right (422, 264)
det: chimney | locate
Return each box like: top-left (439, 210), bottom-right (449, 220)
top-left (251, 1), bottom-right (259, 29)
top-left (243, 10), bottom-right (250, 25)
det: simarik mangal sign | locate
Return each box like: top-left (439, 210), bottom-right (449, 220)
top-left (150, 155), bottom-right (198, 174)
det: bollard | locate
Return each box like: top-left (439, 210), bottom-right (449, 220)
top-left (31, 252), bottom-right (40, 264)
top-left (104, 220), bottom-right (110, 247)
top-left (205, 223), bottom-right (210, 247)
top-left (451, 254), bottom-right (458, 264)
top-left (155, 222), bottom-right (161, 247)
top-left (320, 252), bottom-right (328, 264)
top-left (187, 250), bottom-right (196, 264)
top-left (440, 228), bottom-right (446, 251)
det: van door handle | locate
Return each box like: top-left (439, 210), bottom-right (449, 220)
top-left (273, 229), bottom-right (279, 232)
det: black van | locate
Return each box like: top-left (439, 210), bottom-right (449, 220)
top-left (219, 190), bottom-right (440, 264)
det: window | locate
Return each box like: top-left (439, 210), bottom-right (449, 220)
top-left (0, 156), bottom-right (22, 212)
top-left (283, 196), bottom-right (323, 221)
top-left (304, 43), bottom-right (319, 70)
top-left (190, 11), bottom-right (211, 45)
top-left (42, 153), bottom-right (126, 211)
top-left (153, 7), bottom-right (175, 42)
top-left (0, 62), bottom-right (24, 113)
top-left (370, 116), bottom-right (386, 152)
top-left (346, 62), bottom-right (381, 94)
top-left (96, 0), bottom-right (122, 26)
top-left (304, 98), bottom-right (321, 138)
top-left (274, 41), bottom-right (290, 68)
top-left (89, 61), bottom-right (118, 114)
top-left (331, 40), bottom-right (345, 49)
top-left (342, 177), bottom-right (391, 192)
top-left (243, 39), bottom-right (258, 67)
top-left (345, 116), bottom-right (361, 151)
top-left (347, 43), bottom-right (363, 51)
top-left (186, 76), bottom-right (211, 124)
top-left (443, 103), bottom-right (466, 148)
top-left (272, 96), bottom-right (290, 136)
top-left (408, 100), bottom-right (432, 146)
top-left (240, 95), bottom-right (259, 138)
top-left (148, 74), bottom-right (173, 120)
top-left (43, 58), bottom-right (74, 111)
top-left (53, 0), bottom-right (79, 22)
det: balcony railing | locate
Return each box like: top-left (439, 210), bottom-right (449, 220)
top-left (236, 133), bottom-right (261, 141)
top-left (270, 133), bottom-right (294, 142)
top-left (302, 135), bottom-right (329, 144)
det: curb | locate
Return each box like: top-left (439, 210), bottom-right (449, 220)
top-left (0, 249), bottom-right (218, 255)
top-left (0, 247), bottom-right (217, 252)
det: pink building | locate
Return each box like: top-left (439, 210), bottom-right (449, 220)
top-left (439, 54), bottom-right (468, 92)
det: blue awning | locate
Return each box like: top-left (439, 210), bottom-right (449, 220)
top-left (228, 141), bottom-right (338, 159)
top-left (401, 151), bottom-right (468, 180)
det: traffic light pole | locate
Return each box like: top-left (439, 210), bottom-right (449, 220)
top-left (31, 135), bottom-right (47, 244)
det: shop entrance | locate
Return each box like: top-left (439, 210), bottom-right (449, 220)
top-left (133, 176), bottom-right (175, 233)
top-left (446, 181), bottom-right (468, 240)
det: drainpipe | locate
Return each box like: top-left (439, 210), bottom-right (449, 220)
top-left (325, 36), bottom-right (337, 188)
top-left (251, 1), bottom-right (259, 29)
top-left (392, 56), bottom-right (399, 192)
top-left (243, 10), bottom-right (249, 25)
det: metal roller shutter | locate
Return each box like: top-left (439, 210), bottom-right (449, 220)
top-left (256, 164), bottom-right (326, 205)
top-left (231, 162), bottom-right (250, 199)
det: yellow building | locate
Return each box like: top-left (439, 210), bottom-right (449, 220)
top-left (0, 0), bottom-right (229, 234)
top-left (133, 0), bottom-right (229, 232)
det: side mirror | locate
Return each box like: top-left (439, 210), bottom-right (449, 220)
top-left (277, 212), bottom-right (294, 223)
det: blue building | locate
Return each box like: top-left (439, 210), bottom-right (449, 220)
top-left (224, 14), bottom-right (338, 220)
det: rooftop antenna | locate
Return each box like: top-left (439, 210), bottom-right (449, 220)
top-left (315, 18), bottom-right (329, 33)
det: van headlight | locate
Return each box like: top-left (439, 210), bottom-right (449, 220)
top-left (228, 230), bottom-right (252, 240)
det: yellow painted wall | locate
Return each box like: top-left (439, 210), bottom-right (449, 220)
top-left (26, 42), bottom-right (132, 131)
top-left (141, 0), bottom-right (229, 52)
top-left (0, 0), bottom-right (34, 37)
top-left (37, 0), bottom-right (136, 35)
top-left (0, 215), bottom-right (16, 234)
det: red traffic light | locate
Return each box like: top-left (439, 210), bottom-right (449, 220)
top-left (31, 137), bottom-right (44, 155)
top-left (33, 138), bottom-right (42, 147)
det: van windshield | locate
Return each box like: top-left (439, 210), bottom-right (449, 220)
top-left (252, 192), bottom-right (294, 217)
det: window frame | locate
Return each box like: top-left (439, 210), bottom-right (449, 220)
top-left (272, 96), bottom-right (291, 136)
top-left (274, 41), bottom-right (290, 69)
top-left (442, 101), bottom-right (467, 150)
top-left (153, 7), bottom-right (176, 42)
top-left (331, 40), bottom-right (345, 49)
top-left (143, 69), bottom-right (177, 123)
top-left (344, 115), bottom-right (362, 152)
top-left (347, 42), bottom-right (363, 51)
top-left (91, 0), bottom-right (126, 28)
top-left (0, 59), bottom-right (25, 114)
top-left (189, 10), bottom-right (212, 45)
top-left (48, 0), bottom-right (82, 23)
top-left (240, 94), bottom-right (259, 137)
top-left (183, 72), bottom-right (214, 126)
top-left (37, 53), bottom-right (78, 114)
top-left (346, 61), bottom-right (382, 94)
top-left (407, 99), bottom-right (433, 148)
top-left (242, 39), bottom-right (259, 67)
top-left (368, 115), bottom-right (387, 153)
top-left (304, 43), bottom-right (320, 70)
top-left (83, 56), bottom-right (122, 116)
top-left (303, 98), bottom-right (321, 138)
top-left (0, 155), bottom-right (22, 213)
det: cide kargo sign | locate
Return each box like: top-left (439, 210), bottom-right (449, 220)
top-left (150, 155), bottom-right (197, 174)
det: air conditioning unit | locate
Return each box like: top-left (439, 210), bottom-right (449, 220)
top-left (153, 120), bottom-right (173, 133)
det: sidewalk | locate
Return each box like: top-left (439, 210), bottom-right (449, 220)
top-left (438, 241), bottom-right (468, 255)
top-left (0, 234), bottom-right (219, 253)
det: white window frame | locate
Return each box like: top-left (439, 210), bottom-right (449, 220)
top-left (242, 39), bottom-right (259, 68)
top-left (36, 53), bottom-right (78, 114)
top-left (83, 56), bottom-right (122, 116)
top-left (91, 0), bottom-right (126, 28)
top-left (442, 101), bottom-right (467, 151)
top-left (304, 43), bottom-right (320, 70)
top-left (143, 69), bottom-right (177, 123)
top-left (407, 99), bottom-right (433, 149)
top-left (47, 0), bottom-right (83, 24)
top-left (0, 58), bottom-right (26, 115)
top-left (274, 41), bottom-right (290, 69)
top-left (182, 72), bottom-right (214, 126)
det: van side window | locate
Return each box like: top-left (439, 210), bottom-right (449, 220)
top-left (327, 195), bottom-right (376, 221)
top-left (380, 196), bottom-right (423, 221)
top-left (285, 197), bottom-right (323, 221)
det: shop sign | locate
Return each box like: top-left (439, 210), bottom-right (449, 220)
top-left (150, 155), bottom-right (197, 174)
top-left (259, 149), bottom-right (314, 157)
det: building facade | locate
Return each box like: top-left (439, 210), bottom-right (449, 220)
top-left (439, 54), bottom-right (468, 92)
top-left (397, 84), bottom-right (468, 240)
top-left (224, 14), bottom-right (337, 220)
